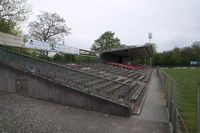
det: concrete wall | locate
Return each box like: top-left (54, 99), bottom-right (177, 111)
top-left (0, 63), bottom-right (131, 117)
top-left (0, 32), bottom-right (23, 47)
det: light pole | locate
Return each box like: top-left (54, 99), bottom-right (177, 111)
top-left (148, 32), bottom-right (152, 44)
top-left (62, 35), bottom-right (65, 45)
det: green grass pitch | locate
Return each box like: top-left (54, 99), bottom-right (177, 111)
top-left (165, 68), bottom-right (200, 133)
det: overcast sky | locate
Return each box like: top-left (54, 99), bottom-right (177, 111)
top-left (26, 0), bottom-right (200, 52)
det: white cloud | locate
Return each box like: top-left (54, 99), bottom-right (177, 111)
top-left (26, 0), bottom-right (200, 52)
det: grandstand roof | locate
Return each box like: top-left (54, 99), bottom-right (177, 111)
top-left (101, 43), bottom-right (156, 59)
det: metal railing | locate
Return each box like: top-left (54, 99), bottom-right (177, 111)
top-left (158, 68), bottom-right (199, 133)
top-left (0, 47), bottom-right (136, 106)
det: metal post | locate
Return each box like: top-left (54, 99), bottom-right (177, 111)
top-left (149, 58), bottom-right (152, 67)
top-left (197, 84), bottom-right (200, 133)
top-left (145, 58), bottom-right (146, 65)
top-left (173, 80), bottom-right (178, 133)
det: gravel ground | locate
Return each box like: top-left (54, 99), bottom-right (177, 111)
top-left (0, 92), bottom-right (168, 133)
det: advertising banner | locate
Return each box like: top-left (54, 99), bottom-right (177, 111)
top-left (51, 43), bottom-right (66, 53)
top-left (24, 38), bottom-right (50, 51)
top-left (0, 33), bottom-right (82, 55)
top-left (190, 61), bottom-right (198, 65)
top-left (24, 38), bottom-right (79, 55)
top-left (64, 46), bottom-right (79, 55)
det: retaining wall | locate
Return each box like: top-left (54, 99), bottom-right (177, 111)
top-left (0, 62), bottom-right (131, 117)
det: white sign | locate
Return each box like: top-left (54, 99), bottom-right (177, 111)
top-left (52, 43), bottom-right (65, 53)
top-left (64, 46), bottom-right (79, 55)
top-left (24, 38), bottom-right (79, 54)
top-left (0, 33), bottom-right (88, 55)
top-left (24, 38), bottom-right (50, 51)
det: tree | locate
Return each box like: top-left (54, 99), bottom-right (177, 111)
top-left (53, 53), bottom-right (65, 62)
top-left (191, 41), bottom-right (200, 60)
top-left (152, 41), bottom-right (200, 67)
top-left (0, 19), bottom-right (15, 34)
top-left (0, 0), bottom-right (31, 34)
top-left (171, 47), bottom-right (181, 65)
top-left (0, 0), bottom-right (31, 23)
top-left (91, 31), bottom-right (123, 53)
top-left (29, 11), bottom-right (71, 42)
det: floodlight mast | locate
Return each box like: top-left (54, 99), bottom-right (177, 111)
top-left (148, 32), bottom-right (152, 43)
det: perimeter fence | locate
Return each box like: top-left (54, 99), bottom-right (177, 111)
top-left (158, 68), bottom-right (200, 133)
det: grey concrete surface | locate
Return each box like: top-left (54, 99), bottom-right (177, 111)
top-left (0, 63), bottom-right (131, 117)
top-left (0, 92), bottom-right (168, 133)
top-left (0, 68), bottom-right (169, 133)
top-left (133, 69), bottom-right (168, 123)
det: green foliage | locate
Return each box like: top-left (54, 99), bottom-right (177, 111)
top-left (63, 54), bottom-right (99, 64)
top-left (153, 42), bottom-right (200, 66)
top-left (37, 53), bottom-right (52, 61)
top-left (51, 53), bottom-right (99, 64)
top-left (0, 18), bottom-right (21, 35)
top-left (53, 54), bottom-right (65, 62)
top-left (0, 19), bottom-right (15, 34)
top-left (0, 0), bottom-right (31, 35)
top-left (91, 31), bottom-right (123, 53)
top-left (4, 46), bottom-right (99, 64)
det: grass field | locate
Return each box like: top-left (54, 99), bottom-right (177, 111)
top-left (165, 68), bottom-right (199, 133)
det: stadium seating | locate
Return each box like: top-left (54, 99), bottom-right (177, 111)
top-left (104, 61), bottom-right (144, 70)
top-left (0, 47), bottom-right (152, 109)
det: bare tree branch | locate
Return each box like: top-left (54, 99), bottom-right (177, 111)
top-left (0, 0), bottom-right (31, 24)
top-left (28, 11), bottom-right (71, 42)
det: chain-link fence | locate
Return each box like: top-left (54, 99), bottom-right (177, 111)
top-left (158, 68), bottom-right (200, 133)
